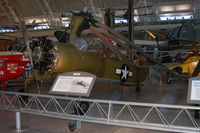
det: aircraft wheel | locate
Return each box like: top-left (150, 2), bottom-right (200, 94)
top-left (68, 122), bottom-right (76, 132)
top-left (166, 78), bottom-right (172, 84)
top-left (166, 71), bottom-right (172, 84)
top-left (135, 86), bottom-right (140, 93)
top-left (135, 87), bottom-right (141, 97)
top-left (74, 101), bottom-right (89, 115)
top-left (173, 67), bottom-right (182, 74)
top-left (135, 83), bottom-right (141, 93)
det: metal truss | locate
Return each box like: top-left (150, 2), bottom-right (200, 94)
top-left (36, 0), bottom-right (62, 27)
top-left (0, 91), bottom-right (200, 133)
top-left (135, 0), bottom-right (157, 23)
top-left (0, 0), bottom-right (20, 23)
top-left (83, 0), bottom-right (103, 19)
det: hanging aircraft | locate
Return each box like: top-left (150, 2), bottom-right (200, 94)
top-left (135, 20), bottom-right (200, 84)
top-left (138, 20), bottom-right (200, 64)
top-left (140, 20), bottom-right (200, 50)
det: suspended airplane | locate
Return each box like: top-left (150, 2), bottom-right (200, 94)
top-left (136, 20), bottom-right (200, 84)
top-left (140, 20), bottom-right (200, 50)
top-left (138, 20), bottom-right (200, 64)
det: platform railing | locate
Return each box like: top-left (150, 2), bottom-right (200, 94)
top-left (0, 91), bottom-right (200, 133)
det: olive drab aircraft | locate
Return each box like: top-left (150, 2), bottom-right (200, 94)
top-left (25, 11), bottom-right (150, 90)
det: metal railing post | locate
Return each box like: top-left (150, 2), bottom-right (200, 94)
top-left (76, 120), bottom-right (82, 129)
top-left (107, 102), bottom-right (113, 124)
top-left (15, 112), bottom-right (21, 130)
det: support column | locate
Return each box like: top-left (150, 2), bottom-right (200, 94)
top-left (16, 112), bottom-right (21, 130)
top-left (89, 0), bottom-right (96, 15)
top-left (104, 8), bottom-right (114, 28)
top-left (128, 0), bottom-right (134, 42)
top-left (108, 102), bottom-right (113, 123)
top-left (76, 120), bottom-right (82, 129)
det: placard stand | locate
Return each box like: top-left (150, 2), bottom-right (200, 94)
top-left (187, 76), bottom-right (200, 104)
top-left (187, 76), bottom-right (200, 119)
top-left (49, 71), bottom-right (96, 97)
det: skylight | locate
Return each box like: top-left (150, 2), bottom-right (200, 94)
top-left (160, 15), bottom-right (193, 21)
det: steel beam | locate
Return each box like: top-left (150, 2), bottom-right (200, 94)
top-left (128, 0), bottom-right (133, 42)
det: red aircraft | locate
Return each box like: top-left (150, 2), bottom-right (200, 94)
top-left (0, 52), bottom-right (29, 91)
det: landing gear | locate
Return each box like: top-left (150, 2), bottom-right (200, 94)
top-left (166, 72), bottom-right (172, 84)
top-left (74, 101), bottom-right (89, 115)
top-left (173, 67), bottom-right (182, 74)
top-left (70, 101), bottom-right (87, 132)
top-left (135, 86), bottom-right (140, 93)
top-left (166, 67), bottom-right (182, 84)
top-left (166, 77), bottom-right (172, 84)
top-left (135, 83), bottom-right (141, 96)
top-left (68, 120), bottom-right (82, 132)
top-left (68, 121), bottom-right (76, 132)
top-left (18, 88), bottom-right (29, 103)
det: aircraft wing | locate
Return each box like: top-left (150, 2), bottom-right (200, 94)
top-left (134, 40), bottom-right (167, 46)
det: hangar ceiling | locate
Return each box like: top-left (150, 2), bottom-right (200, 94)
top-left (0, 0), bottom-right (198, 27)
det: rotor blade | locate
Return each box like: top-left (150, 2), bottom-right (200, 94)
top-left (140, 29), bottom-right (166, 38)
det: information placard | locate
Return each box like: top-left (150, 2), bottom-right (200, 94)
top-left (187, 77), bottom-right (200, 104)
top-left (49, 71), bottom-right (96, 97)
top-left (191, 80), bottom-right (200, 100)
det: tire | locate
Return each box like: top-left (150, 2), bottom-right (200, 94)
top-left (173, 67), bottom-right (182, 74)
top-left (166, 77), bottom-right (172, 84)
top-left (68, 122), bottom-right (76, 132)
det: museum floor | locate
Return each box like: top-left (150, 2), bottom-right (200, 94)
top-left (0, 78), bottom-right (192, 133)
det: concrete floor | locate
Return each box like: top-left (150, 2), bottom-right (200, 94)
top-left (0, 78), bottom-right (191, 133)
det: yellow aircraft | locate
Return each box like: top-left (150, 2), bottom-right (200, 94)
top-left (166, 52), bottom-right (200, 84)
top-left (169, 55), bottom-right (200, 75)
top-left (141, 27), bottom-right (200, 84)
